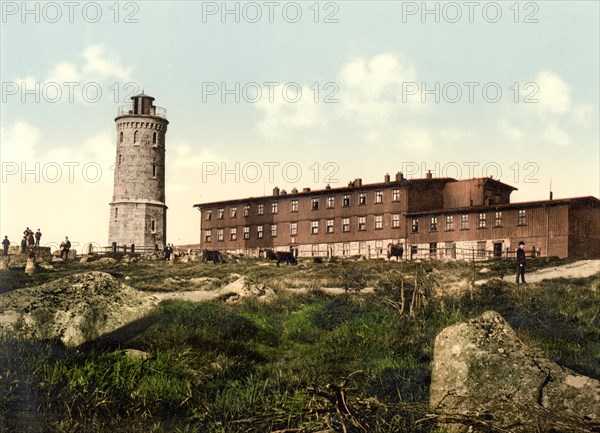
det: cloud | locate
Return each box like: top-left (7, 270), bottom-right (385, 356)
top-left (543, 123), bottom-right (572, 147)
top-left (0, 120), bottom-right (40, 162)
top-left (82, 44), bottom-right (131, 81)
top-left (255, 84), bottom-right (326, 141)
top-left (499, 120), bottom-right (524, 141)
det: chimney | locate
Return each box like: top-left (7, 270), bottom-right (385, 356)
top-left (280, 189), bottom-right (287, 195)
top-left (426, 170), bottom-right (433, 179)
top-left (291, 187), bottom-right (298, 194)
top-left (302, 187), bottom-right (311, 193)
top-left (384, 173), bottom-right (391, 183)
top-left (273, 186), bottom-right (280, 196)
top-left (549, 191), bottom-right (553, 201)
top-left (325, 184), bottom-right (331, 190)
top-left (354, 178), bottom-right (362, 187)
top-left (395, 172), bottom-right (404, 182)
top-left (348, 181), bottom-right (354, 187)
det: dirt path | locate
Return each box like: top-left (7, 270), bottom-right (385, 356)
top-left (500, 259), bottom-right (600, 283)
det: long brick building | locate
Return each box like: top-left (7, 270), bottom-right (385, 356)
top-left (193, 172), bottom-right (600, 259)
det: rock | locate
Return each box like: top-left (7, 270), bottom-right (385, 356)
top-left (430, 311), bottom-right (600, 432)
top-left (38, 262), bottom-right (54, 271)
top-left (51, 256), bottom-right (64, 263)
top-left (478, 267), bottom-right (491, 274)
top-left (122, 349), bottom-right (150, 360)
top-left (0, 271), bottom-right (157, 347)
top-left (0, 261), bottom-right (8, 272)
top-left (24, 258), bottom-right (36, 274)
top-left (97, 257), bottom-right (117, 264)
top-left (179, 255), bottom-right (190, 263)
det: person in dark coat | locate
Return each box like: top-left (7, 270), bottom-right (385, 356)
top-left (60, 237), bottom-right (72, 260)
top-left (35, 229), bottom-right (42, 247)
top-left (2, 236), bottom-right (9, 256)
top-left (516, 241), bottom-right (526, 284)
top-left (21, 237), bottom-right (27, 254)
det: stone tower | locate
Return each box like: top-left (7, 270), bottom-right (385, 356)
top-left (108, 93), bottom-right (169, 250)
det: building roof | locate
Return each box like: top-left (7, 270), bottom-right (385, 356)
top-left (193, 176), bottom-right (457, 209)
top-left (405, 196), bottom-right (600, 216)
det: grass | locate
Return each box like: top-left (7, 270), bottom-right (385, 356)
top-left (0, 256), bottom-right (598, 432)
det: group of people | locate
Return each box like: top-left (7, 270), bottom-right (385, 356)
top-left (163, 243), bottom-right (175, 260)
top-left (1, 228), bottom-right (71, 260)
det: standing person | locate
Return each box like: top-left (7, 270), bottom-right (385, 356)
top-left (60, 236), bottom-right (72, 260)
top-left (21, 237), bottom-right (27, 254)
top-left (516, 241), bottom-right (527, 284)
top-left (27, 231), bottom-right (35, 247)
top-left (163, 244), bottom-right (171, 261)
top-left (2, 236), bottom-right (9, 256)
top-left (35, 229), bottom-right (42, 247)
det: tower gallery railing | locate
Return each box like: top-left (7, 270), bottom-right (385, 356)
top-left (117, 104), bottom-right (167, 119)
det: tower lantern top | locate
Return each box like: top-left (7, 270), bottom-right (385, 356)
top-left (131, 92), bottom-right (156, 116)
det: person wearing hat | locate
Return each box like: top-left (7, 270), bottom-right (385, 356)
top-left (516, 241), bottom-right (526, 284)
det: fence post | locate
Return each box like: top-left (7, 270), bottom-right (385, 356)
top-left (131, 244), bottom-right (135, 254)
top-left (112, 242), bottom-right (117, 254)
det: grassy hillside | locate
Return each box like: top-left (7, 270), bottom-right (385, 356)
top-left (1, 257), bottom-right (598, 432)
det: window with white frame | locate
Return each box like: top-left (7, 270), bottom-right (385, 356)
top-left (461, 214), bottom-right (469, 229)
top-left (392, 189), bottom-right (400, 201)
top-left (374, 215), bottom-right (383, 230)
top-left (312, 198), bottom-right (319, 210)
top-left (271, 202), bottom-right (278, 214)
top-left (445, 215), bottom-right (454, 230)
top-left (291, 200), bottom-right (298, 212)
top-left (205, 210), bottom-right (212, 221)
top-left (271, 224), bottom-right (277, 237)
top-left (327, 196), bottom-right (335, 208)
top-left (218, 208), bottom-right (224, 219)
top-left (375, 191), bottom-right (383, 204)
top-left (230, 227), bottom-right (237, 240)
top-left (430, 216), bottom-right (438, 231)
top-left (343, 194), bottom-right (350, 207)
top-left (204, 229), bottom-right (211, 242)
top-left (290, 222), bottom-right (297, 236)
top-left (342, 218), bottom-right (350, 232)
top-left (358, 193), bottom-right (366, 205)
top-left (243, 205), bottom-right (250, 216)
top-left (411, 218), bottom-right (419, 233)
top-left (230, 207), bottom-right (237, 218)
top-left (391, 213), bottom-right (400, 228)
top-left (518, 209), bottom-right (526, 225)
top-left (257, 204), bottom-right (264, 215)
top-left (358, 216), bottom-right (366, 231)
top-left (342, 242), bottom-right (350, 256)
top-left (478, 213), bottom-right (487, 228)
top-left (311, 220), bottom-right (319, 234)
top-left (217, 229), bottom-right (224, 242)
top-left (257, 225), bottom-right (264, 238)
top-left (494, 211), bottom-right (502, 227)
top-left (243, 226), bottom-right (250, 239)
top-left (326, 219), bottom-right (334, 233)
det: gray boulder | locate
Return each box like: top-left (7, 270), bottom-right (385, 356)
top-left (430, 310), bottom-right (600, 432)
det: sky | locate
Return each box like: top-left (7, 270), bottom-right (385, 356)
top-left (1, 1), bottom-right (599, 249)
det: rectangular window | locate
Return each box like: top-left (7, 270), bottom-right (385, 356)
top-left (204, 230), bottom-right (211, 242)
top-left (358, 216), bottom-right (366, 231)
top-left (445, 215), bottom-right (454, 231)
top-left (206, 210), bottom-right (212, 221)
top-left (342, 218), bottom-right (350, 232)
top-left (257, 204), bottom-right (264, 215)
top-left (478, 213), bottom-right (487, 228)
top-left (518, 209), bottom-right (526, 225)
top-left (429, 242), bottom-right (438, 257)
top-left (291, 200), bottom-right (298, 212)
top-left (391, 213), bottom-right (400, 228)
top-left (114, 207), bottom-right (118, 220)
top-left (257, 225), bottom-right (264, 238)
top-left (243, 205), bottom-right (250, 217)
top-left (271, 224), bottom-right (277, 237)
top-left (327, 196), bottom-right (335, 208)
top-left (151, 220), bottom-right (156, 232)
top-left (243, 226), bottom-right (250, 239)
top-left (230, 227), bottom-right (237, 240)
top-left (430, 217), bottom-right (438, 232)
top-left (290, 222), bottom-right (298, 236)
top-left (494, 211), bottom-right (502, 227)
top-left (342, 242), bottom-right (350, 256)
top-left (152, 164), bottom-right (156, 177)
top-left (358, 241), bottom-right (366, 255)
top-left (311, 244), bottom-right (319, 257)
top-left (461, 214), bottom-right (469, 229)
top-left (271, 202), bottom-right (278, 214)
top-left (217, 229), bottom-right (224, 242)
top-left (311, 220), bottom-right (319, 234)
top-left (358, 193), bottom-right (366, 205)
top-left (477, 241), bottom-right (486, 257)
top-left (230, 207), bottom-right (237, 218)
top-left (392, 189), bottom-right (400, 201)
top-left (343, 194), bottom-right (350, 207)
top-left (375, 190), bottom-right (383, 204)
top-left (411, 219), bottom-right (419, 233)
top-left (410, 245), bottom-right (418, 258)
top-left (312, 198), bottom-right (319, 210)
top-left (218, 208), bottom-right (224, 219)
top-left (375, 215), bottom-right (383, 230)
top-left (445, 241), bottom-right (456, 259)
top-left (326, 219), bottom-right (334, 233)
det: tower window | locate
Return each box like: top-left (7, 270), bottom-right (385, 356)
top-left (119, 131), bottom-right (123, 144)
top-left (152, 131), bottom-right (157, 144)
top-left (151, 220), bottom-right (156, 232)
top-left (119, 154), bottom-right (122, 165)
top-left (134, 130), bottom-right (139, 144)
top-left (115, 208), bottom-right (118, 220)
top-left (152, 164), bottom-right (156, 177)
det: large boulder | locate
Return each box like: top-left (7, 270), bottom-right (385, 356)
top-left (430, 311), bottom-right (600, 433)
top-left (0, 272), bottom-right (158, 346)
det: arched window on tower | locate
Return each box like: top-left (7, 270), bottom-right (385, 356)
top-left (152, 163), bottom-right (157, 178)
top-left (119, 131), bottom-right (123, 144)
top-left (134, 130), bottom-right (139, 144)
top-left (119, 154), bottom-right (122, 165)
top-left (152, 131), bottom-right (157, 144)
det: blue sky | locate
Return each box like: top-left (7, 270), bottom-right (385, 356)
top-left (1, 1), bottom-right (598, 247)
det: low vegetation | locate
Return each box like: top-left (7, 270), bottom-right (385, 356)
top-left (1, 256), bottom-right (598, 432)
